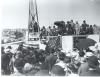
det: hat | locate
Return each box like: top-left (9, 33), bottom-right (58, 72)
top-left (4, 49), bottom-right (10, 53)
top-left (89, 46), bottom-right (96, 52)
top-left (50, 65), bottom-right (65, 76)
top-left (61, 50), bottom-right (66, 53)
top-left (85, 52), bottom-right (93, 58)
top-left (87, 56), bottom-right (99, 69)
top-left (23, 63), bottom-right (33, 72)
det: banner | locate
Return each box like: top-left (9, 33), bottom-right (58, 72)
top-left (62, 36), bottom-right (73, 53)
top-left (88, 34), bottom-right (99, 43)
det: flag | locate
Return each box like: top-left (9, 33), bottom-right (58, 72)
top-left (48, 36), bottom-right (62, 50)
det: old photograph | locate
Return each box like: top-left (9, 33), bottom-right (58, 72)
top-left (1, 0), bottom-right (100, 76)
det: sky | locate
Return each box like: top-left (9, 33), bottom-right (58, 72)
top-left (1, 0), bottom-right (100, 29)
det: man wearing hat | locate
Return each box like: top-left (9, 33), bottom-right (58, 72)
top-left (80, 56), bottom-right (100, 76)
top-left (4, 46), bottom-right (12, 53)
top-left (78, 52), bottom-right (94, 75)
top-left (45, 49), bottom-right (58, 71)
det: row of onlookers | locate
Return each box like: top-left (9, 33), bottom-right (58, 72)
top-left (40, 20), bottom-right (98, 38)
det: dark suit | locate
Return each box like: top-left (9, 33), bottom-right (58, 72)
top-left (45, 54), bottom-right (58, 71)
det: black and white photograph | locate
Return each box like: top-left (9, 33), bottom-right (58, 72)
top-left (1, 0), bottom-right (100, 76)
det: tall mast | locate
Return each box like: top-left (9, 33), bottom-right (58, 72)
top-left (27, 0), bottom-right (40, 42)
top-left (35, 0), bottom-right (39, 25)
top-left (28, 0), bottom-right (39, 32)
top-left (35, 0), bottom-right (40, 33)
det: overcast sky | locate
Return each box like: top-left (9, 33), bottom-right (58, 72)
top-left (1, 0), bottom-right (100, 29)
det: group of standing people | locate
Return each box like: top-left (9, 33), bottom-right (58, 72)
top-left (40, 20), bottom-right (96, 38)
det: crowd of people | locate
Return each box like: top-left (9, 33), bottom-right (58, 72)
top-left (40, 20), bottom-right (97, 38)
top-left (1, 41), bottom-right (100, 76)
